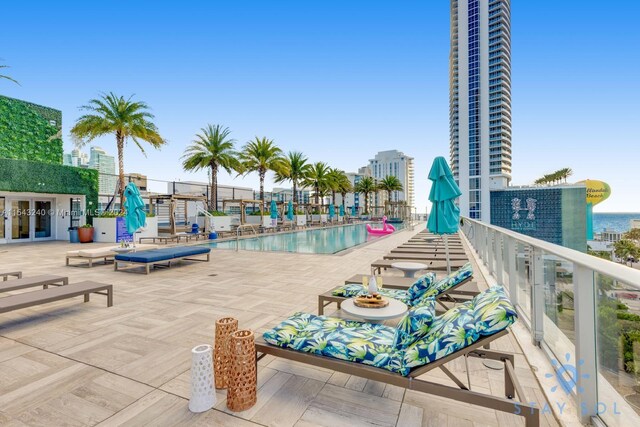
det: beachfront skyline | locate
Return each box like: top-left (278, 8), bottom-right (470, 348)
top-left (1, 1), bottom-right (639, 212)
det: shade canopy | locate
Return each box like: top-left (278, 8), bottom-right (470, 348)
top-left (328, 204), bottom-right (335, 219)
top-left (123, 182), bottom-right (146, 235)
top-left (287, 200), bottom-right (294, 220)
top-left (427, 156), bottom-right (462, 235)
top-left (270, 200), bottom-right (278, 219)
top-left (339, 204), bottom-right (345, 217)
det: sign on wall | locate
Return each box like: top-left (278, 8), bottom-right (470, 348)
top-left (116, 216), bottom-right (133, 242)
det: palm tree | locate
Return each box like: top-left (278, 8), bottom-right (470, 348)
top-left (302, 162), bottom-right (331, 206)
top-left (274, 151), bottom-right (310, 204)
top-left (240, 137), bottom-right (287, 204)
top-left (354, 176), bottom-right (376, 214)
top-left (70, 92), bottom-right (166, 210)
top-left (336, 172), bottom-right (353, 207)
top-left (0, 62), bottom-right (19, 85)
top-left (326, 168), bottom-right (345, 205)
top-left (378, 175), bottom-right (403, 211)
top-left (182, 124), bottom-right (241, 211)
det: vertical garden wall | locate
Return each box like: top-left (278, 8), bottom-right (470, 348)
top-left (0, 95), bottom-right (63, 164)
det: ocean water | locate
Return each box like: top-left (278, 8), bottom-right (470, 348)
top-left (593, 213), bottom-right (640, 233)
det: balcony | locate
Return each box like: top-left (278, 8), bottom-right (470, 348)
top-left (462, 217), bottom-right (640, 426)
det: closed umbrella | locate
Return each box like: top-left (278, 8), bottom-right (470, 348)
top-left (123, 182), bottom-right (147, 236)
top-left (351, 205), bottom-right (357, 217)
top-left (328, 204), bottom-right (335, 220)
top-left (427, 156), bottom-right (462, 274)
top-left (287, 200), bottom-right (294, 221)
top-left (339, 204), bottom-right (345, 218)
top-left (270, 199), bottom-right (278, 228)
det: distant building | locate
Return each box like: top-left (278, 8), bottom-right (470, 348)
top-left (335, 167), bottom-right (372, 209)
top-left (598, 228), bottom-right (623, 243)
top-left (490, 185), bottom-right (587, 252)
top-left (63, 149), bottom-right (89, 167)
top-left (270, 187), bottom-right (311, 204)
top-left (631, 219), bottom-right (640, 230)
top-left (450, 0), bottom-right (513, 222)
top-left (89, 147), bottom-right (117, 195)
top-left (368, 150), bottom-right (414, 207)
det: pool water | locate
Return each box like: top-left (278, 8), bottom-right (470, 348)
top-left (204, 223), bottom-right (404, 254)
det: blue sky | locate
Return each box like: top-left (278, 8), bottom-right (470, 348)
top-left (1, 1), bottom-right (639, 212)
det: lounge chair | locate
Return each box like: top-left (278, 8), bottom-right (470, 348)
top-left (258, 286), bottom-right (538, 426)
top-left (1, 271), bottom-right (22, 281)
top-left (0, 281), bottom-right (113, 314)
top-left (0, 275), bottom-right (68, 292)
top-left (66, 244), bottom-right (159, 267)
top-left (392, 247), bottom-right (466, 254)
top-left (371, 258), bottom-right (467, 273)
top-left (114, 246), bottom-right (211, 274)
top-left (318, 263), bottom-right (476, 315)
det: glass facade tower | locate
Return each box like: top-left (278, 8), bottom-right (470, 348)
top-left (450, 0), bottom-right (512, 221)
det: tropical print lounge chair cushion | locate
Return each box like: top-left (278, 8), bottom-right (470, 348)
top-left (420, 262), bottom-right (473, 300)
top-left (470, 285), bottom-right (517, 336)
top-left (403, 285), bottom-right (516, 369)
top-left (406, 272), bottom-right (437, 302)
top-left (393, 297), bottom-right (437, 350)
top-left (263, 287), bottom-right (516, 377)
top-left (262, 312), bottom-right (404, 374)
top-left (331, 284), bottom-right (411, 304)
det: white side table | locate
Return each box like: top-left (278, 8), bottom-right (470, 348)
top-left (341, 298), bottom-right (407, 323)
top-left (391, 261), bottom-right (428, 278)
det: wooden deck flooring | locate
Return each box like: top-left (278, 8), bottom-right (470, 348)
top-left (0, 227), bottom-right (560, 426)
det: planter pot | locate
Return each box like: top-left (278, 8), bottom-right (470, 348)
top-left (245, 216), bottom-right (262, 225)
top-left (210, 216), bottom-right (232, 232)
top-left (93, 217), bottom-right (157, 243)
top-left (262, 216), bottom-right (277, 229)
top-left (311, 214), bottom-right (327, 223)
top-left (295, 215), bottom-right (307, 227)
top-left (78, 227), bottom-right (94, 243)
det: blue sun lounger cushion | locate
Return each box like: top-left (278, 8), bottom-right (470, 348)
top-left (419, 262), bottom-right (473, 301)
top-left (406, 272), bottom-right (437, 303)
top-left (470, 285), bottom-right (518, 336)
top-left (393, 297), bottom-right (437, 350)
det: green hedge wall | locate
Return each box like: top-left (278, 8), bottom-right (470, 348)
top-left (0, 158), bottom-right (98, 220)
top-left (0, 95), bottom-right (63, 164)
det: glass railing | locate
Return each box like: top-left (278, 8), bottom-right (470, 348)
top-left (461, 217), bottom-right (640, 426)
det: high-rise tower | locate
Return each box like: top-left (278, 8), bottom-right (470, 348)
top-left (450, 0), bottom-right (512, 221)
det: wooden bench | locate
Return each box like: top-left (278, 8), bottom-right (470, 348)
top-left (0, 281), bottom-right (113, 314)
top-left (1, 271), bottom-right (22, 281)
top-left (0, 275), bottom-right (68, 292)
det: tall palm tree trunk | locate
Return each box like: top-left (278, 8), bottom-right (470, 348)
top-left (259, 168), bottom-right (265, 209)
top-left (315, 185), bottom-right (319, 205)
top-left (116, 132), bottom-right (125, 212)
top-left (293, 181), bottom-right (298, 204)
top-left (210, 163), bottom-right (218, 211)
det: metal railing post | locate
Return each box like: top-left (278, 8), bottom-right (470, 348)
top-left (531, 248), bottom-right (545, 346)
top-left (573, 264), bottom-right (598, 423)
top-left (505, 237), bottom-right (518, 305)
top-left (487, 230), bottom-right (495, 275)
top-left (495, 233), bottom-right (504, 285)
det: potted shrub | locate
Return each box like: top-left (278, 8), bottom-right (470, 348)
top-left (294, 210), bottom-right (307, 227)
top-left (78, 224), bottom-right (94, 243)
top-left (208, 211), bottom-right (232, 232)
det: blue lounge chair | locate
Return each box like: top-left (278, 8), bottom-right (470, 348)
top-left (114, 246), bottom-right (211, 274)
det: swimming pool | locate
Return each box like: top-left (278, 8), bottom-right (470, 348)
top-left (203, 223), bottom-right (404, 254)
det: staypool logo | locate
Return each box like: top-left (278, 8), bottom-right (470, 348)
top-left (545, 353), bottom-right (589, 395)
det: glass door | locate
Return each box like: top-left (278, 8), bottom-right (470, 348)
top-left (11, 200), bottom-right (30, 240)
top-left (34, 200), bottom-right (53, 239)
top-left (0, 197), bottom-right (5, 240)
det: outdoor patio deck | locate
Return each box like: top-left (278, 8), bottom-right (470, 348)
top-left (0, 227), bottom-right (563, 426)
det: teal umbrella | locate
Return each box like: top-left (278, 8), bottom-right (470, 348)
top-left (270, 200), bottom-right (278, 219)
top-left (339, 204), bottom-right (345, 217)
top-left (351, 205), bottom-right (356, 217)
top-left (427, 156), bottom-right (462, 273)
top-left (123, 182), bottom-right (146, 236)
top-left (287, 200), bottom-right (294, 221)
top-left (328, 204), bottom-right (335, 220)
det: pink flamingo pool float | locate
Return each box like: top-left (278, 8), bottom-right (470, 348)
top-left (366, 216), bottom-right (396, 236)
